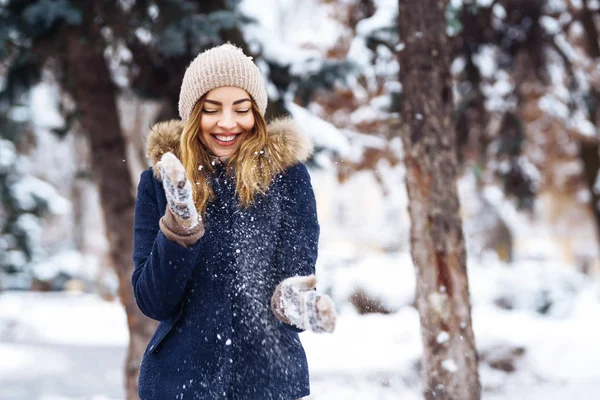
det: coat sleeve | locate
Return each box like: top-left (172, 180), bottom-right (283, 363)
top-left (275, 163), bottom-right (320, 333)
top-left (131, 169), bottom-right (202, 321)
top-left (276, 163), bottom-right (320, 277)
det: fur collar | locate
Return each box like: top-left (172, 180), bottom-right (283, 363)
top-left (146, 117), bottom-right (313, 180)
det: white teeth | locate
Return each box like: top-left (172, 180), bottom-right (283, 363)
top-left (215, 135), bottom-right (236, 142)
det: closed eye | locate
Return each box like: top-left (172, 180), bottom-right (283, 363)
top-left (236, 109), bottom-right (250, 114)
top-left (202, 109), bottom-right (218, 114)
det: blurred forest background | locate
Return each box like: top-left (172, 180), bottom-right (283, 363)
top-left (1, 0), bottom-right (600, 399)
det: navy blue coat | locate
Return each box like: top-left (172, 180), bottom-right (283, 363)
top-left (132, 119), bottom-right (319, 400)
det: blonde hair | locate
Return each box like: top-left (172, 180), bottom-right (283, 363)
top-left (180, 96), bottom-right (280, 216)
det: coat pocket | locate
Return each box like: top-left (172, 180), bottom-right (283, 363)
top-left (145, 303), bottom-right (184, 354)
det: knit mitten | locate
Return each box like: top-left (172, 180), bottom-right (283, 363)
top-left (271, 275), bottom-right (337, 333)
top-left (157, 152), bottom-right (204, 243)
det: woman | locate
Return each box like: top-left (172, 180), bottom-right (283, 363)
top-left (132, 43), bottom-right (336, 400)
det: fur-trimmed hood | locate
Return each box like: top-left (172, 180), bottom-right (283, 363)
top-left (146, 117), bottom-right (313, 180)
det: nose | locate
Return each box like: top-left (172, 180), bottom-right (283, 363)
top-left (217, 112), bottom-right (236, 130)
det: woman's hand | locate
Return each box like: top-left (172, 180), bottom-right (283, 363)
top-left (271, 275), bottom-right (337, 333)
top-left (157, 152), bottom-right (201, 231)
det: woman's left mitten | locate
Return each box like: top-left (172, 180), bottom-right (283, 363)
top-left (271, 275), bottom-right (337, 333)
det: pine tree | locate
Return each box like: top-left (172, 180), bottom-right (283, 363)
top-left (0, 110), bottom-right (38, 288)
top-left (0, 65), bottom-right (67, 290)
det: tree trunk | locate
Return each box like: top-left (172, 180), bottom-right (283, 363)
top-left (64, 6), bottom-right (155, 399)
top-left (580, 138), bottom-right (600, 246)
top-left (578, 0), bottom-right (600, 254)
top-left (396, 1), bottom-right (481, 399)
top-left (71, 131), bottom-right (91, 253)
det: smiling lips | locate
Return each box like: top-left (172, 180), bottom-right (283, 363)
top-left (211, 133), bottom-right (242, 146)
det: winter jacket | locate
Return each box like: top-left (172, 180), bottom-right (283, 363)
top-left (132, 118), bottom-right (319, 400)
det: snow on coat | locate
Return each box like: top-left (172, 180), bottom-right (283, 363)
top-left (132, 117), bottom-right (319, 400)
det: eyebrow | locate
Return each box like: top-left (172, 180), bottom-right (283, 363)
top-left (204, 98), bottom-right (251, 106)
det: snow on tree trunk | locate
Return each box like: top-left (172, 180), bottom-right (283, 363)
top-left (396, 1), bottom-right (481, 399)
top-left (64, 5), bottom-right (155, 399)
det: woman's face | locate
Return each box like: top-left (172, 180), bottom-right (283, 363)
top-left (199, 86), bottom-right (256, 158)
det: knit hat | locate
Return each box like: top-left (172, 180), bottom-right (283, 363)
top-left (178, 43), bottom-right (268, 121)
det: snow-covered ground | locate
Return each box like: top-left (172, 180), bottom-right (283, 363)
top-left (1, 253), bottom-right (599, 400)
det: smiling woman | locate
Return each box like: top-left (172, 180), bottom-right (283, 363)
top-left (131, 43), bottom-right (337, 400)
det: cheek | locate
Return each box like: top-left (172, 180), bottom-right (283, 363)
top-left (200, 118), bottom-right (213, 135)
top-left (199, 134), bottom-right (208, 148)
top-left (240, 114), bottom-right (255, 131)
top-left (198, 129), bottom-right (212, 148)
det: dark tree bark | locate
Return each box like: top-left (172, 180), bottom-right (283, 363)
top-left (578, 0), bottom-right (600, 249)
top-left (63, 4), bottom-right (155, 399)
top-left (396, 1), bottom-right (481, 399)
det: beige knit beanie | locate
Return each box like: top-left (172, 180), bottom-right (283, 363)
top-left (178, 43), bottom-right (268, 121)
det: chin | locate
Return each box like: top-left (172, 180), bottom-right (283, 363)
top-left (218, 147), bottom-right (238, 157)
